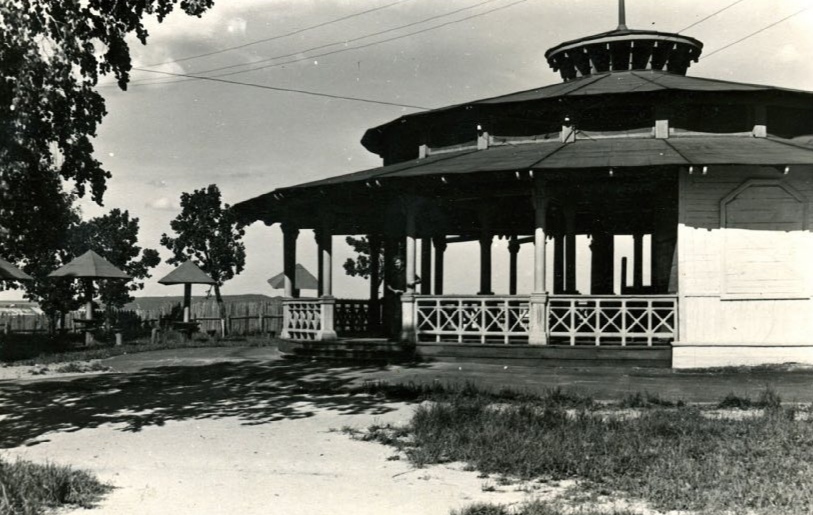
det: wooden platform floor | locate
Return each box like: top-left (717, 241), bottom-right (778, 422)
top-left (280, 338), bottom-right (672, 368)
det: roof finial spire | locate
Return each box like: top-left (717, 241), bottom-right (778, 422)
top-left (617, 0), bottom-right (628, 30)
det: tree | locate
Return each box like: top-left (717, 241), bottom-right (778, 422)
top-left (0, 1), bottom-right (214, 270)
top-left (342, 236), bottom-right (384, 290)
top-left (160, 184), bottom-right (246, 315)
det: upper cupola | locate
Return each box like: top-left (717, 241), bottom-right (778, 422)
top-left (544, 0), bottom-right (703, 81)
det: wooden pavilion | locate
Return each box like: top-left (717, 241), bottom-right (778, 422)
top-left (235, 4), bottom-right (813, 367)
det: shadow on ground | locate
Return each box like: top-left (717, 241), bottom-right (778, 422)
top-left (0, 359), bottom-right (415, 449)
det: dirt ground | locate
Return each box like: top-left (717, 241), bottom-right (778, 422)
top-left (1, 346), bottom-right (812, 514)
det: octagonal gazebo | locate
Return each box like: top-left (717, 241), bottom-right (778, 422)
top-left (235, 5), bottom-right (813, 368)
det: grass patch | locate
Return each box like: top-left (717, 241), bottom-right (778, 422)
top-left (378, 386), bottom-right (812, 515)
top-left (717, 387), bottom-right (783, 411)
top-left (0, 457), bottom-right (111, 514)
top-left (618, 391), bottom-right (683, 409)
top-left (452, 500), bottom-right (641, 515)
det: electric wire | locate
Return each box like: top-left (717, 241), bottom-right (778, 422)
top-left (701, 6), bottom-right (809, 60)
top-left (144, 0), bottom-right (417, 67)
top-left (677, 0), bottom-right (749, 33)
top-left (127, 0), bottom-right (526, 88)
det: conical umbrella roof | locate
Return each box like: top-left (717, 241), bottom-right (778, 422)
top-left (158, 261), bottom-right (216, 285)
top-left (267, 263), bottom-right (318, 290)
top-left (48, 250), bottom-right (131, 279)
top-left (0, 257), bottom-right (32, 281)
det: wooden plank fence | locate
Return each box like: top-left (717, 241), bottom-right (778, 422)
top-left (0, 299), bottom-right (283, 337)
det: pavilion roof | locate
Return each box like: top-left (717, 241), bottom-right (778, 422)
top-left (234, 136), bottom-right (813, 225)
top-left (0, 257), bottom-right (32, 281)
top-left (361, 71), bottom-right (813, 154)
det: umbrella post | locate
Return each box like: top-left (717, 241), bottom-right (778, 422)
top-left (183, 283), bottom-right (192, 323)
top-left (84, 278), bottom-right (95, 346)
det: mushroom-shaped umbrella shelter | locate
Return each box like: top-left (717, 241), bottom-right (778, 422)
top-left (48, 250), bottom-right (131, 344)
top-left (157, 261), bottom-right (216, 323)
top-left (267, 263), bottom-right (318, 297)
top-left (0, 257), bottom-right (32, 281)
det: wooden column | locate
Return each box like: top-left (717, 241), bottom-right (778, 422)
top-left (529, 182), bottom-right (549, 345)
top-left (508, 235), bottom-right (520, 295)
top-left (282, 224), bottom-right (299, 298)
top-left (478, 208), bottom-right (494, 295)
top-left (183, 283), bottom-right (192, 322)
top-left (564, 205), bottom-right (577, 293)
top-left (433, 236), bottom-right (446, 295)
top-left (590, 229), bottom-right (614, 295)
top-left (553, 233), bottom-right (565, 294)
top-left (368, 235), bottom-right (381, 331)
top-left (382, 236), bottom-right (403, 339)
top-left (401, 201), bottom-right (417, 342)
top-left (317, 227), bottom-right (338, 340)
top-left (633, 233), bottom-right (643, 290)
top-left (420, 237), bottom-right (432, 295)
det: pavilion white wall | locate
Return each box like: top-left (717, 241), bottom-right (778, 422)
top-left (674, 165), bottom-right (813, 368)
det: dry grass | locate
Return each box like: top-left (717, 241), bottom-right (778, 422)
top-left (0, 457), bottom-right (111, 514)
top-left (360, 384), bottom-right (812, 515)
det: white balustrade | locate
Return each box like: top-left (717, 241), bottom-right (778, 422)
top-left (415, 296), bottom-right (530, 344)
top-left (282, 299), bottom-right (322, 340)
top-left (547, 295), bottom-right (677, 346)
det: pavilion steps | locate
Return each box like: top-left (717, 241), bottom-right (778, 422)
top-left (278, 338), bottom-right (416, 363)
top-left (415, 343), bottom-right (672, 368)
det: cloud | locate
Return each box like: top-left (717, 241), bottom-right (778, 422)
top-left (776, 44), bottom-right (801, 64)
top-left (145, 197), bottom-right (179, 211)
top-left (147, 179), bottom-right (169, 188)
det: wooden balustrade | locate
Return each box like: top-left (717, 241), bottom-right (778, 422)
top-left (335, 299), bottom-right (379, 336)
top-left (547, 295), bottom-right (677, 346)
top-left (415, 295), bottom-right (530, 344)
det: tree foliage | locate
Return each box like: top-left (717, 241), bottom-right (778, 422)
top-left (343, 236), bottom-right (384, 287)
top-left (160, 184), bottom-right (246, 309)
top-left (0, 0), bottom-right (213, 271)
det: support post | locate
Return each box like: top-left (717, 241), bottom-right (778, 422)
top-left (420, 238), bottom-right (432, 294)
top-left (84, 279), bottom-right (95, 346)
top-left (368, 235), bottom-right (382, 332)
top-left (400, 201), bottom-right (418, 343)
top-left (529, 184), bottom-right (549, 345)
top-left (478, 208), bottom-right (494, 295)
top-left (433, 236), bottom-right (446, 295)
top-left (316, 226), bottom-right (336, 341)
top-left (753, 105), bottom-right (767, 138)
top-left (282, 224), bottom-right (299, 298)
top-left (508, 235), bottom-right (520, 295)
top-left (590, 228), bottom-right (614, 295)
top-left (633, 233), bottom-right (643, 290)
top-left (183, 283), bottom-right (192, 323)
top-left (553, 233), bottom-right (565, 294)
top-left (564, 205), bottom-right (577, 293)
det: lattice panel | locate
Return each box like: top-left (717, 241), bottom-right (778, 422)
top-left (335, 299), bottom-right (373, 336)
top-left (548, 296), bottom-right (677, 346)
top-left (416, 297), bottom-right (530, 344)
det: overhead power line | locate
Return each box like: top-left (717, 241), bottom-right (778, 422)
top-left (129, 0), bottom-right (527, 88)
top-left (701, 6), bottom-right (810, 60)
top-left (677, 0), bottom-right (749, 33)
top-left (129, 0), bottom-right (507, 87)
top-left (144, 0), bottom-right (416, 67)
top-left (126, 68), bottom-right (431, 110)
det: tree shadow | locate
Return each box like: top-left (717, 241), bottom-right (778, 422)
top-left (0, 359), bottom-right (419, 449)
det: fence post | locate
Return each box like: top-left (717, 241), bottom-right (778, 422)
top-left (258, 313), bottom-right (264, 336)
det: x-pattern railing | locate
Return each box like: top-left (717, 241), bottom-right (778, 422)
top-left (415, 296), bottom-right (530, 344)
top-left (548, 295), bottom-right (677, 346)
top-left (283, 299), bottom-right (322, 340)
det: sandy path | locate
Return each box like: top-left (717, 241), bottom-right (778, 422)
top-left (4, 402), bottom-right (540, 515)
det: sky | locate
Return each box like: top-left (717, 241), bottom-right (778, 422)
top-left (13, 0), bottom-right (813, 300)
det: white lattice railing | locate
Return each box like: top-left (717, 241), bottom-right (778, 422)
top-left (547, 295), bottom-right (677, 346)
top-left (283, 299), bottom-right (322, 340)
top-left (415, 296), bottom-right (530, 344)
